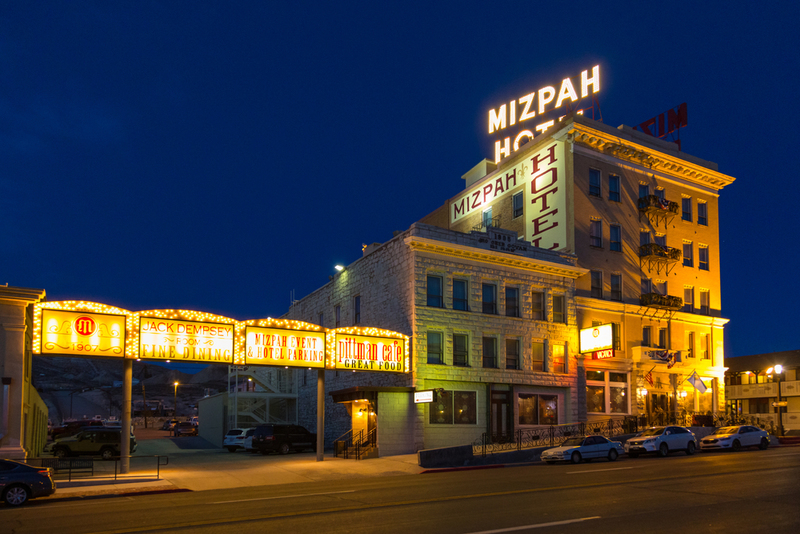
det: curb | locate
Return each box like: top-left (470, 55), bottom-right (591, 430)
top-left (43, 487), bottom-right (192, 503)
top-left (421, 461), bottom-right (540, 474)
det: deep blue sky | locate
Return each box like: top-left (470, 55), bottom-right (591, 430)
top-left (2, 2), bottom-right (798, 365)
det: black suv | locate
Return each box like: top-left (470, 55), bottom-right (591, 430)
top-left (47, 428), bottom-right (137, 460)
top-left (251, 424), bottom-right (316, 455)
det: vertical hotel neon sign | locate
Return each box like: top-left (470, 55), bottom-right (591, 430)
top-left (488, 65), bottom-right (600, 163)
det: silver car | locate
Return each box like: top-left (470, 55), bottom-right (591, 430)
top-left (624, 426), bottom-right (698, 457)
top-left (541, 435), bottom-right (624, 464)
top-left (700, 425), bottom-right (770, 452)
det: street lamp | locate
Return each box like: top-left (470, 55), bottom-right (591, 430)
top-left (774, 365), bottom-right (784, 437)
top-left (173, 381), bottom-right (179, 417)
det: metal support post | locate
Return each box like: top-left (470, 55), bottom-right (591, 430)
top-left (316, 369), bottom-right (325, 462)
top-left (120, 359), bottom-right (132, 474)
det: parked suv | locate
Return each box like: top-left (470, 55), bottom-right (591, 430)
top-left (173, 422), bottom-right (198, 437)
top-left (50, 420), bottom-right (103, 440)
top-left (251, 424), bottom-right (316, 455)
top-left (624, 426), bottom-right (697, 457)
top-left (47, 428), bottom-right (137, 460)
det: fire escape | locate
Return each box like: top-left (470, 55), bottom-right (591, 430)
top-left (638, 194), bottom-right (683, 319)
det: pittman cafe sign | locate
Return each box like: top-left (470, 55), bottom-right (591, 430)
top-left (579, 323), bottom-right (616, 360)
top-left (33, 302), bottom-right (410, 374)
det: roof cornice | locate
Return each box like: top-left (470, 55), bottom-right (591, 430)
top-left (568, 122), bottom-right (735, 191)
top-left (405, 236), bottom-right (588, 279)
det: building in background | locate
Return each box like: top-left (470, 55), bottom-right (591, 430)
top-left (725, 350), bottom-right (800, 436)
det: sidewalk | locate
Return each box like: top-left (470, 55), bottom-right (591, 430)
top-left (43, 434), bottom-right (424, 501)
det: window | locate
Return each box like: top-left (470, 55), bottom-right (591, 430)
top-left (590, 271), bottom-right (603, 299)
top-left (608, 175), bottom-right (620, 202)
top-left (513, 192), bottom-right (523, 218)
top-left (590, 219), bottom-right (602, 247)
top-left (531, 291), bottom-right (544, 320)
top-left (682, 197), bottom-right (692, 222)
top-left (506, 339), bottom-right (520, 370)
top-left (586, 370), bottom-right (629, 414)
top-left (318, 313), bottom-right (324, 327)
top-left (654, 279), bottom-right (666, 295)
top-left (552, 295), bottom-right (565, 323)
top-left (482, 207), bottom-right (493, 228)
top-left (612, 322), bottom-right (621, 350)
top-left (640, 230), bottom-right (650, 246)
top-left (641, 277), bottom-right (652, 294)
top-left (610, 224), bottom-right (621, 252)
top-left (426, 332), bottom-right (443, 364)
top-left (686, 331), bottom-right (695, 359)
top-left (482, 337), bottom-right (497, 368)
top-left (642, 326), bottom-right (651, 347)
top-left (518, 393), bottom-right (558, 425)
top-left (655, 188), bottom-right (665, 200)
top-left (698, 202), bottom-right (708, 226)
top-left (505, 287), bottom-right (520, 317)
top-left (453, 334), bottom-right (469, 366)
top-left (551, 344), bottom-right (566, 373)
top-left (610, 274), bottom-right (622, 301)
top-left (453, 279), bottom-right (469, 311)
top-left (701, 334), bottom-right (710, 360)
top-left (427, 275), bottom-right (443, 307)
top-left (699, 245), bottom-right (709, 270)
top-left (654, 234), bottom-right (666, 247)
top-left (683, 241), bottom-right (693, 267)
top-left (658, 328), bottom-right (667, 349)
top-left (589, 168), bottom-right (601, 197)
top-left (429, 390), bottom-right (477, 425)
top-left (354, 296), bottom-right (361, 324)
top-left (700, 290), bottom-right (710, 315)
top-left (639, 183), bottom-right (650, 198)
top-left (684, 287), bottom-right (694, 313)
top-left (482, 283), bottom-right (497, 314)
top-left (335, 305), bottom-right (341, 327)
top-left (531, 341), bottom-right (544, 371)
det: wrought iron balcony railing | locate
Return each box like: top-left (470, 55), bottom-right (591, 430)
top-left (639, 243), bottom-right (681, 262)
top-left (638, 195), bottom-right (678, 214)
top-left (472, 215), bottom-right (502, 232)
top-left (640, 292), bottom-right (683, 310)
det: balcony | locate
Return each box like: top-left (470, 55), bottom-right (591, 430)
top-left (638, 195), bottom-right (678, 228)
top-left (473, 215), bottom-right (502, 232)
top-left (639, 243), bottom-right (681, 275)
top-left (640, 292), bottom-right (682, 310)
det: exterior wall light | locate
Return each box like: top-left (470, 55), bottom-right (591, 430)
top-left (334, 265), bottom-right (345, 271)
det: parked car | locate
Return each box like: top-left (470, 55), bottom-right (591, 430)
top-left (243, 428), bottom-right (256, 452)
top-left (624, 426), bottom-right (698, 457)
top-left (700, 425), bottom-right (770, 452)
top-left (251, 424), bottom-right (316, 455)
top-left (0, 459), bottom-right (56, 506)
top-left (46, 428), bottom-right (137, 460)
top-left (223, 428), bottom-right (248, 452)
top-left (173, 422), bottom-right (198, 437)
top-left (541, 435), bottom-right (624, 464)
top-left (161, 419), bottom-right (180, 431)
top-left (50, 419), bottom-right (103, 440)
top-left (190, 416), bottom-right (199, 427)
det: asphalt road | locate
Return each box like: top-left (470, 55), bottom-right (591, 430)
top-left (5, 447), bottom-right (799, 534)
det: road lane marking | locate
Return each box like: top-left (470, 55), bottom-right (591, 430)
top-left (211, 490), bottom-right (356, 504)
top-left (567, 467), bottom-right (638, 474)
top-left (463, 516), bottom-right (602, 533)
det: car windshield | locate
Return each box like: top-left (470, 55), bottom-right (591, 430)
top-left (713, 427), bottom-right (738, 435)
top-left (225, 430), bottom-right (242, 436)
top-left (640, 427), bottom-right (665, 437)
top-left (561, 437), bottom-right (585, 447)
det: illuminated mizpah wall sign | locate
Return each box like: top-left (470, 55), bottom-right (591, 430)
top-left (244, 326), bottom-right (325, 368)
top-left (334, 333), bottom-right (407, 373)
top-left (450, 140), bottom-right (567, 251)
top-left (139, 317), bottom-right (235, 364)
top-left (489, 65), bottom-right (600, 162)
top-left (40, 309), bottom-right (126, 358)
top-left (579, 324), bottom-right (614, 353)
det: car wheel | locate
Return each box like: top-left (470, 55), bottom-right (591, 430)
top-left (658, 443), bottom-right (669, 457)
top-left (279, 443), bottom-right (290, 455)
top-left (732, 440), bottom-right (741, 452)
top-left (53, 447), bottom-right (68, 458)
top-left (3, 485), bottom-right (30, 506)
top-left (759, 437), bottom-right (769, 450)
top-left (101, 447), bottom-right (115, 460)
top-left (608, 449), bottom-right (618, 462)
top-left (686, 442), bottom-right (696, 455)
top-left (570, 451), bottom-right (581, 464)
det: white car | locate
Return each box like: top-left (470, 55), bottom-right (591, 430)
top-left (541, 435), bottom-right (624, 464)
top-left (700, 425), bottom-right (770, 452)
top-left (243, 428), bottom-right (256, 452)
top-left (624, 426), bottom-right (698, 457)
top-left (223, 428), bottom-right (248, 452)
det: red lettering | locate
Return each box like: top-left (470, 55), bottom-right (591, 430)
top-left (530, 144), bottom-right (557, 174)
top-left (453, 198), bottom-right (465, 219)
top-left (482, 183), bottom-right (493, 203)
top-left (504, 169), bottom-right (517, 190)
top-left (530, 209), bottom-right (558, 238)
top-left (531, 187), bottom-right (558, 210)
top-left (531, 167), bottom-right (557, 195)
top-left (471, 190), bottom-right (481, 209)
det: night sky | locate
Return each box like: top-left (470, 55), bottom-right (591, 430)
top-left (3, 2), bottom-right (798, 368)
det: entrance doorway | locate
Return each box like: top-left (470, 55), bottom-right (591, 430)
top-left (490, 390), bottom-right (512, 441)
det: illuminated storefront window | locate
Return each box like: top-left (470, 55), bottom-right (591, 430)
top-left (518, 393), bottom-right (558, 425)
top-left (586, 370), bottom-right (629, 414)
top-left (429, 390), bottom-right (477, 425)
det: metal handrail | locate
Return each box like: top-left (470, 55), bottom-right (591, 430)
top-left (27, 455), bottom-right (168, 482)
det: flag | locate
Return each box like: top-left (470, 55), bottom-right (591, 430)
top-left (658, 197), bottom-right (670, 210)
top-left (687, 371), bottom-right (708, 393)
top-left (644, 366), bottom-right (655, 387)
